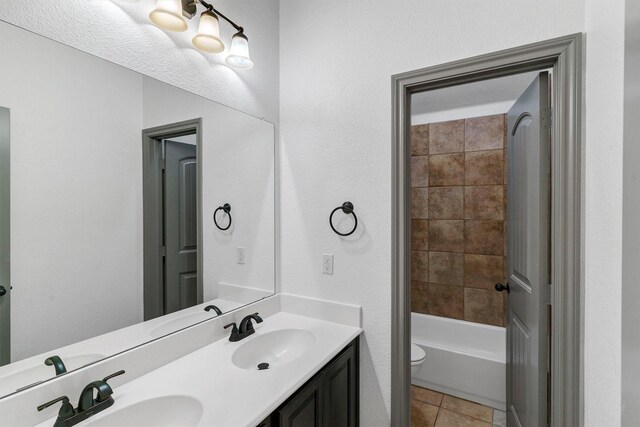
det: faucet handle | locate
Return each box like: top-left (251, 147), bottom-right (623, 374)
top-left (37, 395), bottom-right (75, 419)
top-left (224, 322), bottom-right (241, 342)
top-left (103, 370), bottom-right (125, 383)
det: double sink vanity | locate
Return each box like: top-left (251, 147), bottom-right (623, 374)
top-left (1, 294), bottom-right (362, 427)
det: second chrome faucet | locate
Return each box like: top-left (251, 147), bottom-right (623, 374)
top-left (224, 313), bottom-right (263, 342)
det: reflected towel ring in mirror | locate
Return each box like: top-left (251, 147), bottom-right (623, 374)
top-left (329, 202), bottom-right (358, 237)
top-left (213, 203), bottom-right (232, 230)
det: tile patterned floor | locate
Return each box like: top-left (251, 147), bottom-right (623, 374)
top-left (412, 385), bottom-right (506, 427)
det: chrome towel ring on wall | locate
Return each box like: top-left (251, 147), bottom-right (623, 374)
top-left (213, 203), bottom-right (232, 230)
top-left (329, 201), bottom-right (358, 236)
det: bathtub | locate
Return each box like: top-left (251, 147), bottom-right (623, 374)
top-left (411, 312), bottom-right (506, 410)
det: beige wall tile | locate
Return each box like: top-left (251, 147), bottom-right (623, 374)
top-left (464, 150), bottom-right (503, 185)
top-left (464, 185), bottom-right (504, 220)
top-left (429, 220), bottom-right (464, 252)
top-left (411, 399), bottom-right (439, 427)
top-left (464, 220), bottom-right (504, 255)
top-left (441, 394), bottom-right (494, 422)
top-left (411, 281), bottom-right (429, 314)
top-left (465, 114), bottom-right (505, 152)
top-left (464, 254), bottom-right (504, 289)
top-left (411, 124), bottom-right (429, 156)
top-left (429, 119), bottom-right (464, 154)
top-left (429, 186), bottom-right (463, 219)
top-left (412, 219), bottom-right (429, 251)
top-left (412, 250), bottom-right (429, 282)
top-left (411, 188), bottom-right (429, 219)
top-left (411, 156), bottom-right (429, 187)
top-left (464, 288), bottom-right (505, 327)
top-left (429, 251), bottom-right (464, 286)
top-left (427, 283), bottom-right (464, 319)
top-left (412, 386), bottom-right (443, 406)
top-left (429, 153), bottom-right (465, 186)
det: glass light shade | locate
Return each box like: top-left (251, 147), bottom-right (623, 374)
top-left (225, 32), bottom-right (254, 70)
top-left (192, 11), bottom-right (224, 53)
top-left (149, 0), bottom-right (188, 32)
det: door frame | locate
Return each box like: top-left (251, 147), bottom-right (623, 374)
top-left (142, 118), bottom-right (203, 320)
top-left (391, 34), bottom-right (583, 426)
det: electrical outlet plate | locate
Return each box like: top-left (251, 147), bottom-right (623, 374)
top-left (236, 247), bottom-right (246, 264)
top-left (322, 254), bottom-right (333, 275)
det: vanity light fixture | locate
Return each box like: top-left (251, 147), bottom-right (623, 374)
top-left (149, 0), bottom-right (253, 70)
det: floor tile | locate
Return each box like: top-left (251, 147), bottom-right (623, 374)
top-left (412, 385), bottom-right (444, 406)
top-left (412, 399), bottom-right (439, 427)
top-left (441, 395), bottom-right (493, 423)
top-left (434, 409), bottom-right (492, 427)
top-left (492, 409), bottom-right (506, 427)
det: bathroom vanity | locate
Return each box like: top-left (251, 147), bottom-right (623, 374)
top-left (0, 294), bottom-right (362, 427)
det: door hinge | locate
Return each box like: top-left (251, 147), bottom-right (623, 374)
top-left (160, 159), bottom-right (166, 170)
top-left (542, 107), bottom-right (552, 129)
top-left (160, 246), bottom-right (166, 257)
top-left (547, 283), bottom-right (553, 306)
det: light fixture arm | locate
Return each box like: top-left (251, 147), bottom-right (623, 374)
top-left (197, 0), bottom-right (245, 36)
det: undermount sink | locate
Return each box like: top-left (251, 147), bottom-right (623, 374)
top-left (0, 353), bottom-right (105, 394)
top-left (232, 329), bottom-right (315, 370)
top-left (84, 395), bottom-right (203, 427)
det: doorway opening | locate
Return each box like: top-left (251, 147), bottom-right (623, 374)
top-left (142, 119), bottom-right (203, 321)
top-left (409, 70), bottom-right (551, 426)
top-left (392, 34), bottom-right (583, 427)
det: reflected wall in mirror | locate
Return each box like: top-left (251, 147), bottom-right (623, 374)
top-left (0, 20), bottom-right (275, 398)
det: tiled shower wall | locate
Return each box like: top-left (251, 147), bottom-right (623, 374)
top-left (410, 114), bottom-right (507, 327)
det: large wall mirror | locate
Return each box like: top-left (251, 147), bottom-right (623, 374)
top-left (0, 20), bottom-right (275, 398)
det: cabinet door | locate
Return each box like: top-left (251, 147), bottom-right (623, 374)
top-left (278, 375), bottom-right (323, 427)
top-left (323, 341), bottom-right (359, 427)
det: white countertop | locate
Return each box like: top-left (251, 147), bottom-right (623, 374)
top-left (35, 312), bottom-right (362, 427)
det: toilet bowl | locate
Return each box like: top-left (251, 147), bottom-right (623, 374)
top-left (411, 343), bottom-right (426, 377)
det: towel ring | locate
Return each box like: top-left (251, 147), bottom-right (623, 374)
top-left (213, 203), bottom-right (232, 231)
top-left (329, 202), bottom-right (358, 236)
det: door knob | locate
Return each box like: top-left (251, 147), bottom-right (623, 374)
top-left (495, 283), bottom-right (510, 293)
top-left (0, 285), bottom-right (6, 297)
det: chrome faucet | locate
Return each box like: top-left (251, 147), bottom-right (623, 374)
top-left (224, 312), bottom-right (263, 342)
top-left (37, 370), bottom-right (125, 427)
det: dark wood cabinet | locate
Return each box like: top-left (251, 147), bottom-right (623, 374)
top-left (278, 375), bottom-right (323, 427)
top-left (261, 337), bottom-right (359, 427)
top-left (322, 341), bottom-right (358, 427)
